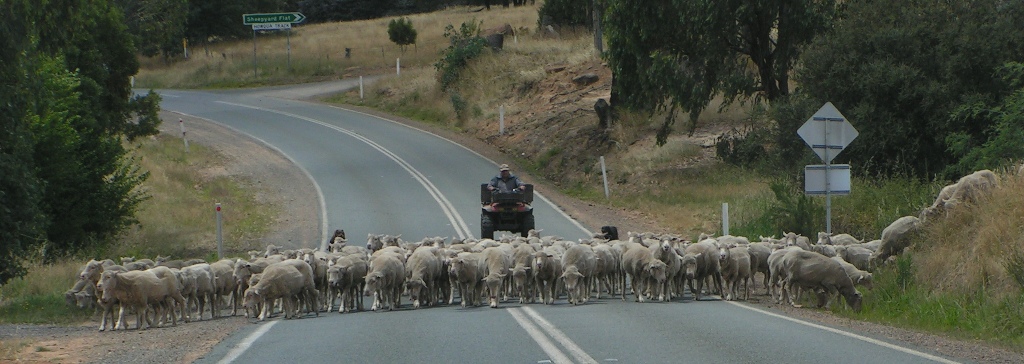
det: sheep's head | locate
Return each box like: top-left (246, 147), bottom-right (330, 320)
top-left (363, 272), bottom-right (384, 296)
top-left (560, 267), bottom-right (583, 290)
top-left (681, 254), bottom-right (699, 279)
top-left (647, 260), bottom-right (667, 283)
top-left (846, 290), bottom-right (863, 312)
top-left (242, 288), bottom-right (261, 317)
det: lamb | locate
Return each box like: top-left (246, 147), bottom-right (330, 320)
top-left (363, 254), bottom-right (406, 311)
top-left (871, 216), bottom-right (922, 265)
top-left (560, 244), bottom-right (597, 305)
top-left (779, 250), bottom-right (862, 311)
top-left (718, 243), bottom-right (751, 301)
top-left (532, 249), bottom-right (563, 305)
top-left (683, 240), bottom-right (723, 301)
top-left (242, 261), bottom-right (316, 321)
top-left (831, 256), bottom-right (873, 290)
top-left (97, 269), bottom-right (187, 330)
top-left (405, 247), bottom-right (442, 309)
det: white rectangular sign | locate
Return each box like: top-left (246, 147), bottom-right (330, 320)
top-left (252, 23), bottom-right (291, 30)
top-left (805, 164), bottom-right (851, 195)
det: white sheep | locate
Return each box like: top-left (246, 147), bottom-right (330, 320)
top-left (683, 240), bottom-right (723, 301)
top-left (532, 249), bottom-right (563, 305)
top-left (779, 250), bottom-right (862, 311)
top-left (621, 245), bottom-right (663, 303)
top-left (364, 254), bottom-right (406, 311)
top-left (871, 216), bottom-right (922, 265)
top-left (718, 243), bottom-right (751, 301)
top-left (181, 263), bottom-right (217, 320)
top-left (209, 259), bottom-right (238, 317)
top-left (560, 244), bottom-right (597, 305)
top-left (831, 256), bottom-right (873, 290)
top-left (405, 247), bottom-right (442, 309)
top-left (97, 269), bottom-right (187, 330)
top-left (481, 246), bottom-right (513, 308)
top-left (243, 261), bottom-right (316, 321)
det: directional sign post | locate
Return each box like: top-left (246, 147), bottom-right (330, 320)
top-left (243, 12), bottom-right (305, 77)
top-left (798, 102), bottom-right (858, 234)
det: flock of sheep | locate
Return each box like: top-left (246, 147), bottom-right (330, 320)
top-left (62, 168), bottom-right (1012, 330)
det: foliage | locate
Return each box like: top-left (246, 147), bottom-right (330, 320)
top-left (537, 0), bottom-right (590, 28)
top-left (387, 17), bottom-right (418, 53)
top-left (797, 0), bottom-right (1024, 179)
top-left (944, 62), bottom-right (1024, 176)
top-left (0, 0), bottom-right (46, 286)
top-left (434, 20), bottom-right (488, 90)
top-left (0, 0), bottom-right (157, 273)
top-left (113, 0), bottom-right (188, 60)
top-left (604, 0), bottom-right (840, 145)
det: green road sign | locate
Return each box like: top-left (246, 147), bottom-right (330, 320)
top-left (243, 12), bottom-right (305, 25)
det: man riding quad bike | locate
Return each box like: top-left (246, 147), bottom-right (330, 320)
top-left (480, 164), bottom-right (534, 239)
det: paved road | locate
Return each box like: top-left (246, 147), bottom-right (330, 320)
top-left (155, 85), bottom-right (962, 364)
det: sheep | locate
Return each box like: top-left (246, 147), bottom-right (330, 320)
top-left (718, 243), bottom-right (751, 301)
top-left (209, 259), bottom-right (238, 317)
top-left (97, 269), bottom-right (187, 330)
top-left (181, 263), bottom-right (217, 320)
top-left (683, 240), bottom-right (724, 301)
top-left (532, 249), bottom-right (563, 305)
top-left (405, 247), bottom-right (442, 309)
top-left (364, 254), bottom-right (406, 311)
top-left (560, 244), bottom-right (597, 305)
top-left (510, 243), bottom-right (537, 303)
top-left (327, 256), bottom-right (367, 313)
top-left (921, 169), bottom-right (1000, 220)
top-left (746, 242), bottom-right (773, 293)
top-left (264, 244), bottom-right (281, 258)
top-left (155, 255), bottom-right (186, 269)
top-left (481, 246), bottom-right (513, 308)
top-left (448, 252), bottom-right (486, 307)
top-left (831, 256), bottom-right (873, 290)
top-left (835, 245), bottom-right (873, 272)
top-left (144, 266), bottom-right (190, 324)
top-left (242, 262), bottom-right (316, 321)
top-left (767, 246), bottom-right (803, 303)
top-left (817, 232), bottom-right (861, 246)
top-left (871, 216), bottom-right (923, 265)
top-left (621, 245), bottom-right (666, 302)
top-left (781, 232), bottom-right (812, 250)
top-left (301, 250), bottom-right (330, 311)
top-left (591, 243), bottom-right (620, 299)
top-left (779, 250), bottom-right (862, 312)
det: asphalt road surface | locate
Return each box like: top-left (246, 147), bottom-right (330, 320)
top-left (155, 85), bottom-right (961, 364)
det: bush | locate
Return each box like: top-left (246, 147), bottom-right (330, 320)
top-left (434, 20), bottom-right (487, 91)
top-left (387, 17), bottom-right (417, 53)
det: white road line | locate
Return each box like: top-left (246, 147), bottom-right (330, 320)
top-left (726, 301), bottom-right (961, 364)
top-left (508, 308), bottom-right (575, 364)
top-left (317, 102), bottom-right (594, 237)
top-left (215, 101), bottom-right (473, 240)
top-left (169, 110), bottom-right (330, 249)
top-left (216, 320), bottom-right (278, 364)
top-left (521, 307), bottom-right (600, 364)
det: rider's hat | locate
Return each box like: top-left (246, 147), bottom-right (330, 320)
top-left (499, 164), bottom-right (510, 171)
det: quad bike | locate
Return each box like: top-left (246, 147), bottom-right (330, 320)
top-left (480, 183), bottom-right (534, 239)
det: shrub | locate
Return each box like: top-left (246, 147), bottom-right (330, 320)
top-left (434, 20), bottom-right (487, 90)
top-left (387, 17), bottom-right (417, 53)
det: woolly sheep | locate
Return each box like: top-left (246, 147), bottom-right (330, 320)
top-left (532, 249), bottom-right (563, 305)
top-left (209, 259), bottom-right (238, 317)
top-left (406, 248), bottom-right (442, 309)
top-left (683, 240), bottom-right (724, 301)
top-left (871, 216), bottom-right (922, 265)
top-left (831, 256), bottom-right (873, 290)
top-left (621, 246), bottom-right (662, 303)
top-left (481, 246), bottom-right (513, 308)
top-left (779, 250), bottom-right (862, 312)
top-left (718, 244), bottom-right (751, 301)
top-left (181, 263), bottom-right (217, 320)
top-left (243, 262), bottom-right (315, 321)
top-left (327, 256), bottom-right (367, 313)
top-left (364, 254), bottom-right (406, 311)
top-left (97, 269), bottom-right (187, 330)
top-left (560, 244), bottom-right (597, 305)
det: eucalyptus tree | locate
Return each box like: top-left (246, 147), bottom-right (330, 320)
top-left (604, 0), bottom-right (840, 144)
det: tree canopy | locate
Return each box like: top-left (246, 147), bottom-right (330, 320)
top-left (604, 0), bottom-right (839, 145)
top-left (0, 0), bottom-right (160, 283)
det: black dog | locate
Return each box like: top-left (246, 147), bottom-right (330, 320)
top-left (600, 225), bottom-right (619, 241)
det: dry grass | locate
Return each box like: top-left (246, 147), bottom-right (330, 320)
top-left (0, 339), bottom-right (32, 361)
top-left (136, 6), bottom-right (541, 88)
top-left (0, 261), bottom-right (80, 303)
top-left (915, 169), bottom-right (1024, 298)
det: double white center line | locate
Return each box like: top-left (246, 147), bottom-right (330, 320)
top-left (508, 307), bottom-right (598, 364)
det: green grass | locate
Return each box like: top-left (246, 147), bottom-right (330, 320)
top-left (0, 128), bottom-right (276, 325)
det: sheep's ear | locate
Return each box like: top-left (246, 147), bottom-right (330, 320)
top-left (694, 253), bottom-right (702, 259)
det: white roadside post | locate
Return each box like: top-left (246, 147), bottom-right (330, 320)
top-left (499, 105), bottom-right (505, 135)
top-left (215, 203), bottom-right (223, 260)
top-left (798, 102), bottom-right (858, 234)
top-left (722, 203), bottom-right (729, 236)
top-left (179, 118), bottom-right (189, 153)
top-left (359, 76), bottom-right (364, 99)
top-left (396, 58), bottom-right (400, 76)
top-left (600, 156), bottom-right (609, 199)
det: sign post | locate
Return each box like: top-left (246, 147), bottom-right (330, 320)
top-left (798, 102), bottom-right (858, 234)
top-left (243, 12), bottom-right (305, 77)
